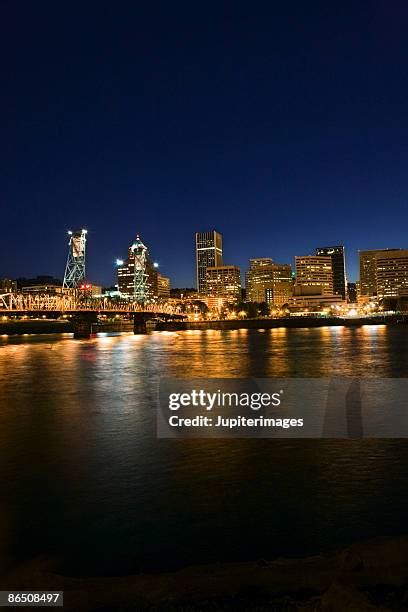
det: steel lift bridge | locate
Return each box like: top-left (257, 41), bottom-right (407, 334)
top-left (63, 229), bottom-right (87, 289)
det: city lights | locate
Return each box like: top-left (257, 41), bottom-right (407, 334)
top-left (1, 228), bottom-right (408, 327)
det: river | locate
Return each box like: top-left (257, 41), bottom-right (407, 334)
top-left (0, 326), bottom-right (407, 576)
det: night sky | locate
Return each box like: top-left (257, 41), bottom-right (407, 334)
top-left (2, 1), bottom-right (408, 286)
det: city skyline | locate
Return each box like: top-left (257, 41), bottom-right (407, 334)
top-left (2, 225), bottom-right (408, 292)
top-left (3, 3), bottom-right (408, 287)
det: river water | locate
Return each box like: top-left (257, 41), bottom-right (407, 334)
top-left (0, 326), bottom-right (407, 576)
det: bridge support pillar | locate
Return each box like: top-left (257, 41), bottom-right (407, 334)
top-left (133, 314), bottom-right (148, 334)
top-left (72, 313), bottom-right (97, 339)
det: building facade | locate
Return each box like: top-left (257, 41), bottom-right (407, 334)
top-left (359, 249), bottom-right (401, 297)
top-left (295, 255), bottom-right (334, 295)
top-left (375, 249), bottom-right (408, 299)
top-left (157, 273), bottom-right (171, 299)
top-left (205, 265), bottom-right (241, 303)
top-left (117, 235), bottom-right (169, 302)
top-left (288, 292), bottom-right (344, 311)
top-left (245, 258), bottom-right (293, 306)
top-left (315, 246), bottom-right (347, 298)
top-left (196, 231), bottom-right (223, 294)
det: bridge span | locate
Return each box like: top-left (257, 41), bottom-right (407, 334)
top-left (0, 292), bottom-right (186, 337)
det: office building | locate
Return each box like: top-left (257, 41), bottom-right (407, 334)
top-left (157, 273), bottom-right (171, 299)
top-left (245, 259), bottom-right (293, 306)
top-left (117, 235), bottom-right (169, 302)
top-left (359, 249), bottom-right (401, 296)
top-left (375, 249), bottom-right (408, 299)
top-left (295, 255), bottom-right (333, 295)
top-left (316, 246), bottom-right (347, 298)
top-left (206, 265), bottom-right (241, 303)
top-left (196, 231), bottom-right (223, 294)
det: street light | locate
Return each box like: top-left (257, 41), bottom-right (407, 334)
top-left (116, 259), bottom-right (124, 266)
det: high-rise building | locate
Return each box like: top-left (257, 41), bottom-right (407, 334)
top-left (245, 259), bottom-right (293, 306)
top-left (375, 250), bottom-right (408, 299)
top-left (117, 235), bottom-right (169, 302)
top-left (196, 231), bottom-right (223, 294)
top-left (359, 249), bottom-right (401, 297)
top-left (295, 255), bottom-right (333, 295)
top-left (205, 265), bottom-right (241, 302)
top-left (315, 246), bottom-right (347, 298)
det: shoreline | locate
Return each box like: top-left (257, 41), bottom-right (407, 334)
top-left (0, 315), bottom-right (406, 336)
top-left (157, 314), bottom-right (405, 332)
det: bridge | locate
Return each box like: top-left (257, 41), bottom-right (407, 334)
top-left (0, 292), bottom-right (186, 337)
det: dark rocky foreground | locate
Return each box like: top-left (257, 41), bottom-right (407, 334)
top-left (1, 536), bottom-right (407, 610)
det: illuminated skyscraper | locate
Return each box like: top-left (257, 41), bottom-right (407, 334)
top-left (195, 230), bottom-right (223, 294)
top-left (117, 235), bottom-right (169, 303)
top-left (316, 246), bottom-right (347, 299)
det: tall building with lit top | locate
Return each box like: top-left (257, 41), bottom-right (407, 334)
top-left (316, 246), bottom-right (347, 298)
top-left (196, 231), bottom-right (223, 294)
top-left (245, 259), bottom-right (293, 306)
top-left (295, 255), bottom-right (333, 295)
top-left (117, 235), bottom-right (169, 302)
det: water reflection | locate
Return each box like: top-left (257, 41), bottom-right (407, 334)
top-left (0, 327), bottom-right (407, 574)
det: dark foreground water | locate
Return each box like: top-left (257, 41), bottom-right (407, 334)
top-left (0, 325), bottom-right (407, 576)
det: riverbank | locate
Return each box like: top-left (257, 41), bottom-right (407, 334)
top-left (1, 535), bottom-right (407, 610)
top-left (158, 314), bottom-right (405, 332)
top-left (0, 320), bottom-right (134, 336)
top-left (0, 315), bottom-right (405, 336)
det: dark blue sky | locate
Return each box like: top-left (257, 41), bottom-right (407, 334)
top-left (2, 1), bottom-right (408, 286)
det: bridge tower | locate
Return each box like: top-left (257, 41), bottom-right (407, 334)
top-left (130, 234), bottom-right (148, 303)
top-left (63, 229), bottom-right (87, 289)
